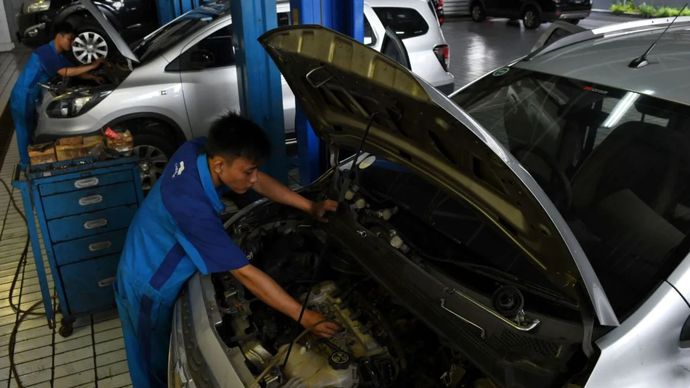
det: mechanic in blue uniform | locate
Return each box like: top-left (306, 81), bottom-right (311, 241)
top-left (115, 113), bottom-right (340, 387)
top-left (10, 22), bottom-right (105, 165)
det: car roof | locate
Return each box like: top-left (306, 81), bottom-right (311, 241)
top-left (515, 20), bottom-right (690, 106)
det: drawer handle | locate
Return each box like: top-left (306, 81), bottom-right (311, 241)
top-left (88, 241), bottom-right (112, 252)
top-left (98, 277), bottom-right (115, 288)
top-left (83, 218), bottom-right (108, 230)
top-left (78, 194), bottom-right (104, 206)
top-left (74, 177), bottom-right (99, 189)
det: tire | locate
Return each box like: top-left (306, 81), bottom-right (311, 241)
top-left (522, 7), bottom-right (541, 29)
top-left (132, 124), bottom-right (181, 192)
top-left (470, 2), bottom-right (486, 22)
top-left (69, 19), bottom-right (112, 64)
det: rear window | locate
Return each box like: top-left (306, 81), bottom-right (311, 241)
top-left (373, 7), bottom-right (429, 39)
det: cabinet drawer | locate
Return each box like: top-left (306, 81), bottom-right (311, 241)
top-left (53, 229), bottom-right (128, 266)
top-left (38, 170), bottom-right (133, 196)
top-left (60, 254), bottom-right (119, 315)
top-left (42, 182), bottom-right (136, 220)
top-left (47, 205), bottom-right (137, 242)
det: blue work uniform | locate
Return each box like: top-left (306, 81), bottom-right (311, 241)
top-left (115, 139), bottom-right (249, 388)
top-left (10, 41), bottom-right (72, 165)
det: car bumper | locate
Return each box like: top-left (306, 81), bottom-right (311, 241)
top-left (16, 10), bottom-right (51, 46)
top-left (543, 8), bottom-right (591, 20)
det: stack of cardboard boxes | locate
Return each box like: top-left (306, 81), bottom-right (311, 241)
top-left (27, 129), bottom-right (133, 166)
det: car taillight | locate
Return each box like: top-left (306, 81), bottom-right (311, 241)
top-left (437, 0), bottom-right (445, 25)
top-left (433, 44), bottom-right (449, 72)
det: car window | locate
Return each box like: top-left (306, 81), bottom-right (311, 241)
top-left (373, 7), bottom-right (429, 39)
top-left (364, 16), bottom-right (377, 46)
top-left (134, 11), bottom-right (219, 63)
top-left (166, 26), bottom-right (234, 71)
top-left (452, 68), bottom-right (690, 318)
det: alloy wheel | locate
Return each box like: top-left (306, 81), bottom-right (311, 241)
top-left (134, 144), bottom-right (168, 191)
top-left (72, 31), bottom-right (108, 64)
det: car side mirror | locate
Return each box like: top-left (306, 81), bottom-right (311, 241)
top-left (680, 315), bottom-right (690, 348)
top-left (380, 27), bottom-right (411, 70)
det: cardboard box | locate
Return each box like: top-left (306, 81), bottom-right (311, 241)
top-left (28, 142), bottom-right (57, 166)
top-left (55, 134), bottom-right (105, 161)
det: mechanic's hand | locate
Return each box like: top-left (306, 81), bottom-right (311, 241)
top-left (310, 199), bottom-right (338, 222)
top-left (301, 310), bottom-right (340, 338)
top-left (90, 58), bottom-right (107, 69)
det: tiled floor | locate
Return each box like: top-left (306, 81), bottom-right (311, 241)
top-left (0, 133), bottom-right (132, 388)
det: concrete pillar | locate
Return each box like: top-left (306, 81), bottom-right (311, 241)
top-left (0, 0), bottom-right (15, 51)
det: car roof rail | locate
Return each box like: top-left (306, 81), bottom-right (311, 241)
top-left (530, 21), bottom-right (587, 53)
top-left (525, 16), bottom-right (690, 62)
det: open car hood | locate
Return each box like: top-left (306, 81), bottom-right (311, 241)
top-left (79, 0), bottom-right (139, 63)
top-left (260, 25), bottom-right (618, 326)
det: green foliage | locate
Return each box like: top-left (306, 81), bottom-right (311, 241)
top-left (610, 1), bottom-right (689, 17)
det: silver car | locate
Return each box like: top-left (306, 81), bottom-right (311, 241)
top-left (169, 20), bottom-right (690, 388)
top-left (33, 0), bottom-right (453, 189)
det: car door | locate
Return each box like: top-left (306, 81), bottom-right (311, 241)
top-left (260, 25), bottom-right (620, 388)
top-left (171, 22), bottom-right (239, 137)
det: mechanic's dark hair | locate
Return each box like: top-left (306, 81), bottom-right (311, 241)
top-left (54, 22), bottom-right (75, 36)
top-left (205, 112), bottom-right (271, 163)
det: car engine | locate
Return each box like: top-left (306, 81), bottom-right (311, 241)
top-left (213, 207), bottom-right (468, 388)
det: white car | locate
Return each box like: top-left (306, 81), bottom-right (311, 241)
top-left (34, 0), bottom-right (453, 190)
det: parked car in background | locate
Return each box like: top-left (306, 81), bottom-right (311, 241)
top-left (33, 0), bottom-right (454, 190)
top-left (169, 19), bottom-right (690, 388)
top-left (16, 0), bottom-right (158, 63)
top-left (469, 0), bottom-right (591, 29)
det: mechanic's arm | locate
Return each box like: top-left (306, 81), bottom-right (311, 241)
top-left (253, 171), bottom-right (337, 221)
top-left (57, 58), bottom-right (105, 78)
top-left (231, 264), bottom-right (339, 337)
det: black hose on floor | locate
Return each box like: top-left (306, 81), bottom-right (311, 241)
top-left (0, 177), bottom-right (51, 388)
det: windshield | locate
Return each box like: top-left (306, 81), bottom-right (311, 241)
top-left (451, 68), bottom-right (690, 318)
top-left (133, 10), bottom-right (221, 63)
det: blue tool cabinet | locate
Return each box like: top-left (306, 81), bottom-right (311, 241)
top-left (13, 157), bottom-right (143, 337)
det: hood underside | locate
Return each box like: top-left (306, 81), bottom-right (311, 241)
top-left (259, 25), bottom-right (598, 306)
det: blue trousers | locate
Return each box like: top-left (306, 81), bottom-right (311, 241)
top-left (9, 93), bottom-right (36, 166)
top-left (114, 282), bottom-right (173, 388)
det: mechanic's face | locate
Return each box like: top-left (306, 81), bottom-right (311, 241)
top-left (212, 156), bottom-right (260, 194)
top-left (56, 33), bottom-right (75, 53)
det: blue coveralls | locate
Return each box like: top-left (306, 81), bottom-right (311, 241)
top-left (10, 41), bottom-right (72, 165)
top-left (115, 139), bottom-right (249, 387)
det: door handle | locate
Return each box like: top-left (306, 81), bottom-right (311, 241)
top-left (74, 177), bottom-right (99, 189)
top-left (88, 240), bottom-right (112, 252)
top-left (83, 218), bottom-right (108, 230)
top-left (78, 194), bottom-right (103, 206)
top-left (98, 277), bottom-right (115, 288)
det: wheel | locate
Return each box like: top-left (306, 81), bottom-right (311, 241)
top-left (522, 7), bottom-right (541, 29)
top-left (132, 123), bottom-right (181, 191)
top-left (58, 318), bottom-right (74, 337)
top-left (70, 19), bottom-right (111, 64)
top-left (470, 2), bottom-right (486, 22)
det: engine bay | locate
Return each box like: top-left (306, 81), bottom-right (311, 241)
top-left (212, 161), bottom-right (589, 387)
top-left (214, 216), bottom-right (469, 387)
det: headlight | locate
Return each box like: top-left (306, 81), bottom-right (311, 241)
top-left (47, 90), bottom-right (111, 118)
top-left (24, 0), bottom-right (50, 13)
